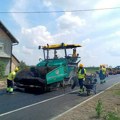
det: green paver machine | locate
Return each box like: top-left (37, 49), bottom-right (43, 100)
top-left (14, 43), bottom-right (81, 91)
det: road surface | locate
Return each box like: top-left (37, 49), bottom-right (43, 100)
top-left (0, 75), bottom-right (120, 120)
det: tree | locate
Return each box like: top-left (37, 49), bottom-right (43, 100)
top-left (0, 61), bottom-right (5, 78)
top-left (19, 61), bottom-right (28, 70)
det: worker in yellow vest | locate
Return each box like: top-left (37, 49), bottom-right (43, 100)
top-left (77, 64), bottom-right (86, 93)
top-left (102, 65), bottom-right (107, 83)
top-left (7, 67), bottom-right (19, 94)
top-left (99, 65), bottom-right (106, 84)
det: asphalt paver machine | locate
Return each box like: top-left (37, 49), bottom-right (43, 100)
top-left (14, 43), bottom-right (81, 91)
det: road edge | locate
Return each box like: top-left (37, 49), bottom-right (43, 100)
top-left (51, 82), bottom-right (120, 120)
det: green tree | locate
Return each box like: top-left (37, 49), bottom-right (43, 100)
top-left (19, 61), bottom-right (28, 70)
top-left (0, 61), bottom-right (5, 78)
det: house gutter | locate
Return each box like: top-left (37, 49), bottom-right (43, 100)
top-left (10, 42), bottom-right (19, 72)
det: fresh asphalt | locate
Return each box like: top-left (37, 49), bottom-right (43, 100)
top-left (0, 75), bottom-right (120, 120)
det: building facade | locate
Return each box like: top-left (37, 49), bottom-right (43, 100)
top-left (0, 21), bottom-right (19, 75)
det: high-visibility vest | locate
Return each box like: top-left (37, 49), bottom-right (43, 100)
top-left (78, 68), bottom-right (86, 79)
top-left (102, 68), bottom-right (106, 75)
top-left (7, 71), bottom-right (16, 81)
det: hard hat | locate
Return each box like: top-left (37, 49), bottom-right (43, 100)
top-left (102, 65), bottom-right (106, 68)
top-left (79, 64), bottom-right (83, 67)
top-left (15, 67), bottom-right (19, 72)
top-left (100, 64), bottom-right (103, 67)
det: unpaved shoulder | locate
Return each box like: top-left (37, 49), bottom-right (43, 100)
top-left (55, 83), bottom-right (120, 120)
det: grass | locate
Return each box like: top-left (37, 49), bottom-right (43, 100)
top-left (95, 99), bottom-right (103, 118)
top-left (0, 76), bottom-right (7, 81)
top-left (105, 111), bottom-right (120, 120)
top-left (114, 90), bottom-right (120, 96)
top-left (85, 67), bottom-right (99, 74)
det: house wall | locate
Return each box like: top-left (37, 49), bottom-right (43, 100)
top-left (0, 28), bottom-right (12, 75)
top-left (0, 58), bottom-right (10, 75)
top-left (0, 28), bottom-right (12, 57)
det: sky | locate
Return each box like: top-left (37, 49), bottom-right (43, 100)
top-left (0, 0), bottom-right (120, 67)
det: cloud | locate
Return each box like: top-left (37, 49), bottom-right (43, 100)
top-left (106, 40), bottom-right (120, 57)
top-left (81, 38), bottom-right (90, 45)
top-left (21, 26), bottom-right (54, 46)
top-left (114, 31), bottom-right (120, 36)
top-left (43, 0), bottom-right (52, 7)
top-left (56, 12), bottom-right (86, 31)
top-left (22, 46), bottom-right (33, 55)
top-left (108, 46), bottom-right (120, 56)
top-left (92, 0), bottom-right (120, 18)
top-left (10, 0), bottom-right (29, 27)
top-left (43, 0), bottom-right (94, 10)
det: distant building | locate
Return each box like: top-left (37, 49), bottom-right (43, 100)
top-left (0, 21), bottom-right (19, 75)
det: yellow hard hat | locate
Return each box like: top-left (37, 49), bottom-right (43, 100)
top-left (15, 67), bottom-right (19, 72)
top-left (79, 64), bottom-right (83, 67)
top-left (100, 64), bottom-right (102, 67)
top-left (102, 65), bottom-right (105, 68)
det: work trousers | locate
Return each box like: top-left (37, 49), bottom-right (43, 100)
top-left (78, 78), bottom-right (84, 89)
top-left (100, 74), bottom-right (106, 84)
top-left (7, 79), bottom-right (14, 92)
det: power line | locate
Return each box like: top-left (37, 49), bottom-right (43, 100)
top-left (0, 7), bottom-right (120, 14)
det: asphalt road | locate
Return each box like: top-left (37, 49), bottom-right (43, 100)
top-left (0, 75), bottom-right (120, 120)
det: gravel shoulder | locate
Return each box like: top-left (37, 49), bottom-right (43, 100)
top-left (0, 80), bottom-right (6, 89)
top-left (55, 83), bottom-right (120, 120)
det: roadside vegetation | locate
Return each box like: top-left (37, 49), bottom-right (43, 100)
top-left (95, 99), bottom-right (120, 120)
top-left (56, 84), bottom-right (120, 120)
top-left (94, 84), bottom-right (120, 120)
top-left (19, 60), bottom-right (29, 70)
top-left (95, 99), bottom-right (103, 118)
top-left (0, 60), bottom-right (28, 81)
top-left (85, 67), bottom-right (99, 74)
top-left (0, 61), bottom-right (5, 79)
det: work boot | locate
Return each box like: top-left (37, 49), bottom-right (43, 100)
top-left (9, 92), bottom-right (14, 95)
top-left (100, 81), bottom-right (103, 84)
top-left (103, 80), bottom-right (106, 83)
top-left (6, 87), bottom-right (10, 93)
top-left (79, 88), bottom-right (84, 93)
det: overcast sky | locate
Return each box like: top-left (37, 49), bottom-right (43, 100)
top-left (0, 0), bottom-right (120, 67)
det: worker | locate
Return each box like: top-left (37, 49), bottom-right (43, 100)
top-left (54, 50), bottom-right (58, 59)
top-left (99, 65), bottom-right (106, 84)
top-left (54, 54), bottom-right (58, 59)
top-left (6, 67), bottom-right (19, 94)
top-left (77, 64), bottom-right (86, 93)
top-left (102, 65), bottom-right (107, 82)
top-left (72, 48), bottom-right (77, 57)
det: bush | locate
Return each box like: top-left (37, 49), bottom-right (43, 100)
top-left (96, 99), bottom-right (103, 118)
top-left (0, 61), bottom-right (5, 78)
top-left (19, 61), bottom-right (29, 70)
top-left (105, 111), bottom-right (120, 120)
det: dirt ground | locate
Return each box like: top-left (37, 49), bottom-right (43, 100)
top-left (56, 83), bottom-right (120, 120)
top-left (0, 80), bottom-right (6, 89)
